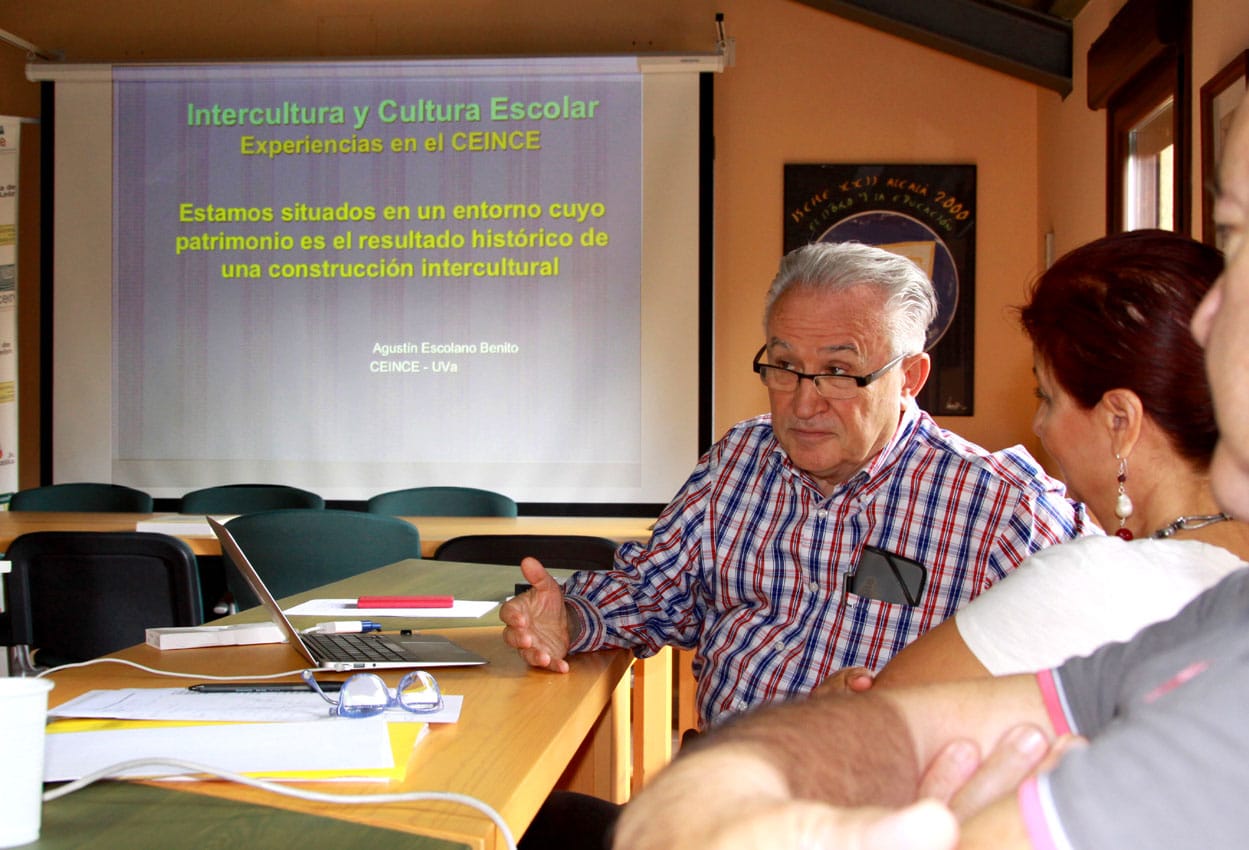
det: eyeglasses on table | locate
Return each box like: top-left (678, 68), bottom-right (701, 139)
top-left (301, 668), bottom-right (444, 718)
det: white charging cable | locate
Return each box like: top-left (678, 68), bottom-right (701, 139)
top-left (34, 657), bottom-right (309, 682)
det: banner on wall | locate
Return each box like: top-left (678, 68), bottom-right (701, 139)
top-left (783, 164), bottom-right (977, 416)
top-left (0, 117), bottom-right (19, 493)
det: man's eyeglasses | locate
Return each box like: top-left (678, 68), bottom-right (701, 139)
top-left (752, 346), bottom-right (909, 400)
top-left (301, 669), bottom-right (443, 718)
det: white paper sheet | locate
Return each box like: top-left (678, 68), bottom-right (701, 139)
top-left (284, 598), bottom-right (498, 618)
top-left (50, 688), bottom-right (464, 724)
top-left (44, 716), bottom-right (394, 781)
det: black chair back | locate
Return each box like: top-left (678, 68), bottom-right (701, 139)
top-left (432, 534), bottom-right (619, 572)
top-left (2, 531), bottom-right (202, 671)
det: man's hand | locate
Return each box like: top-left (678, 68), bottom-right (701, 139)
top-left (499, 557), bottom-right (574, 672)
top-left (813, 666), bottom-right (876, 697)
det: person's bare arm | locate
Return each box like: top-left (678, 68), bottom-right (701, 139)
top-left (814, 618), bottom-right (989, 699)
top-left (615, 675), bottom-right (1050, 850)
top-left (873, 618), bottom-right (991, 688)
top-left (697, 799), bottom-right (960, 850)
top-left (956, 793), bottom-right (1032, 849)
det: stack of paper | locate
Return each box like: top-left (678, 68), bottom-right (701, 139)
top-left (44, 687), bottom-right (464, 783)
top-left (45, 716), bottom-right (419, 781)
top-left (134, 514), bottom-right (233, 536)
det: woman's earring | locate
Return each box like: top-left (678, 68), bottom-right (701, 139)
top-left (1114, 454), bottom-right (1134, 540)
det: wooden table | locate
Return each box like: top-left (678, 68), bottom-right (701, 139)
top-left (34, 559), bottom-right (666, 850)
top-left (0, 512), bottom-right (656, 558)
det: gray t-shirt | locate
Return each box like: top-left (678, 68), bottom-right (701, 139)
top-left (1028, 566), bottom-right (1249, 848)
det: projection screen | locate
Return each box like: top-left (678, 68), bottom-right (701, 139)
top-left (30, 54), bottom-right (716, 509)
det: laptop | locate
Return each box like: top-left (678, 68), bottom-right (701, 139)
top-left (207, 517), bottom-right (487, 671)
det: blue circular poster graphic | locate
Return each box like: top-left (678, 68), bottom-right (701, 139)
top-left (818, 210), bottom-right (958, 351)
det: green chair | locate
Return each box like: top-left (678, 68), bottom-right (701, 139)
top-left (222, 509), bottom-right (423, 609)
top-left (365, 486), bottom-right (518, 517)
top-left (180, 483), bottom-right (325, 514)
top-left (8, 482), bottom-right (154, 512)
top-left (179, 484), bottom-right (325, 616)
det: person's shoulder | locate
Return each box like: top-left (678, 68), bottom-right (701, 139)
top-left (1026, 534), bottom-right (1243, 577)
top-left (714, 414), bottom-right (776, 448)
top-left (1021, 532), bottom-right (1119, 564)
top-left (698, 414), bottom-right (779, 470)
top-left (910, 412), bottom-right (1060, 492)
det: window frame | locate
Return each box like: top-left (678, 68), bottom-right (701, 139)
top-left (1106, 53), bottom-right (1190, 234)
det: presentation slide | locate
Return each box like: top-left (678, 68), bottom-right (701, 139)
top-left (34, 56), bottom-right (711, 507)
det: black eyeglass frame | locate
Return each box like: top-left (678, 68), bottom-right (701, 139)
top-left (751, 345), bottom-right (909, 398)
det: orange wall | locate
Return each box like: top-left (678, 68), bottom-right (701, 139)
top-left (712, 2), bottom-right (1042, 457)
top-left (8, 0), bottom-right (1238, 484)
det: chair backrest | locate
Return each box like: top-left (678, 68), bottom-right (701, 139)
top-left (432, 534), bottom-right (619, 572)
top-left (8, 482), bottom-right (154, 513)
top-left (365, 486), bottom-right (518, 517)
top-left (179, 485), bottom-right (325, 617)
top-left (180, 484), bottom-right (325, 514)
top-left (1, 531), bottom-right (203, 671)
top-left (222, 509), bottom-right (423, 608)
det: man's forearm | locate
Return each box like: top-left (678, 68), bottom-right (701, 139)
top-left (616, 692), bottom-right (922, 850)
top-left (616, 675), bottom-right (1051, 850)
top-left (689, 690), bottom-right (921, 805)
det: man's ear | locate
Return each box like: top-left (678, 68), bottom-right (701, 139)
top-left (1097, 387), bottom-right (1144, 457)
top-left (900, 353), bottom-right (931, 400)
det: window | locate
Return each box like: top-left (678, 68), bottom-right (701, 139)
top-left (1088, 0), bottom-right (1190, 234)
top-left (1127, 100), bottom-right (1175, 230)
top-left (1108, 57), bottom-right (1186, 233)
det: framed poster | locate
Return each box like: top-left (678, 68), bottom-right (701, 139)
top-left (1201, 50), bottom-right (1249, 249)
top-left (783, 164), bottom-right (976, 415)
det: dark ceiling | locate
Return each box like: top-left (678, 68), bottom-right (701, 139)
top-left (792, 0), bottom-right (1093, 96)
top-left (1004, 1), bottom-right (1091, 16)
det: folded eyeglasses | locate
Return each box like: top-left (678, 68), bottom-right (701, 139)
top-left (301, 668), bottom-right (443, 718)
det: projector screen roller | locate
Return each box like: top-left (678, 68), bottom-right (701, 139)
top-left (32, 56), bottom-right (714, 508)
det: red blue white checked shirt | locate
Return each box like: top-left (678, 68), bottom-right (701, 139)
top-left (562, 401), bottom-right (1089, 728)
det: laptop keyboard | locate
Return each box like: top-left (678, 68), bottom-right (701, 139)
top-left (303, 632), bottom-right (409, 663)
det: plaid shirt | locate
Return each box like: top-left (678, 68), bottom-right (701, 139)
top-left (564, 401), bottom-right (1089, 727)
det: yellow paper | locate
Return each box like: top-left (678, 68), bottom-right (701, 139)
top-left (46, 718), bottom-right (426, 782)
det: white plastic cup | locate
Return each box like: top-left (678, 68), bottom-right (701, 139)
top-left (0, 678), bottom-right (55, 848)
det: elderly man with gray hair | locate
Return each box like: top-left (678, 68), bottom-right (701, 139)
top-left (505, 239), bottom-right (1087, 850)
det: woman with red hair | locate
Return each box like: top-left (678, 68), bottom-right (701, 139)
top-left (834, 229), bottom-right (1249, 688)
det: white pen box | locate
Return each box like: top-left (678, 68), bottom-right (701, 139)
top-left (145, 622), bottom-right (287, 650)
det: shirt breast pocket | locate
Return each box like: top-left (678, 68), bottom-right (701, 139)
top-left (845, 546), bottom-right (927, 606)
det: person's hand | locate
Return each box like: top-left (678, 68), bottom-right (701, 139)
top-left (499, 557), bottom-right (573, 672)
top-left (917, 724), bottom-right (1083, 821)
top-left (812, 666), bottom-right (876, 697)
